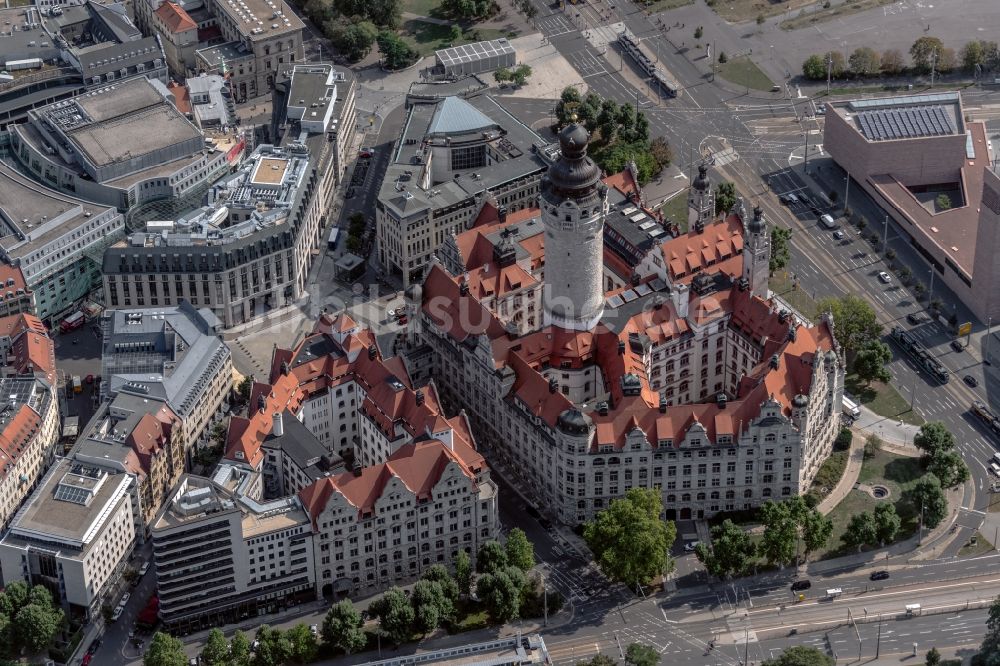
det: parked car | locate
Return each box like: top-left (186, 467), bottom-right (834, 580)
top-left (139, 562), bottom-right (150, 576)
top-left (964, 375), bottom-right (979, 387)
top-left (833, 230), bottom-right (845, 241)
top-left (951, 340), bottom-right (965, 353)
top-left (87, 639), bottom-right (101, 655)
top-left (878, 271), bottom-right (892, 284)
top-left (683, 541), bottom-right (700, 552)
top-left (310, 625), bottom-right (318, 637)
top-left (111, 606), bottom-right (124, 622)
top-left (790, 580), bottom-right (812, 591)
top-left (119, 592), bottom-right (131, 606)
top-left (82, 655), bottom-right (92, 666)
top-left (907, 312), bottom-right (927, 325)
top-left (870, 570), bottom-right (890, 581)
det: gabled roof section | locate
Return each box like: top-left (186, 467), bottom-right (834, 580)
top-left (155, 1), bottom-right (198, 33)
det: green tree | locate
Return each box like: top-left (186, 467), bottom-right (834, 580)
top-left (370, 587), bottom-right (414, 646)
top-left (322, 600), bottom-right (367, 655)
top-left (555, 86), bottom-right (582, 125)
top-left (961, 40), bottom-right (986, 70)
top-left (763, 645), bottom-right (835, 666)
top-left (577, 92), bottom-right (603, 132)
top-left (253, 626), bottom-right (291, 666)
top-left (201, 629), bottom-right (230, 665)
top-left (910, 36), bottom-right (944, 72)
top-left (454, 550), bottom-right (473, 596)
top-left (0, 583), bottom-right (63, 657)
top-left (826, 51), bottom-right (846, 77)
top-left (913, 422), bottom-right (956, 457)
top-left (505, 528), bottom-right (535, 572)
top-left (411, 580), bottom-right (454, 634)
top-left (759, 500), bottom-right (797, 567)
top-left (476, 566), bottom-right (525, 623)
top-left (937, 47), bottom-right (957, 72)
top-left (925, 647), bottom-right (941, 666)
top-left (476, 540), bottom-right (508, 574)
top-left (718, 51), bottom-right (727, 64)
top-left (693, 26), bottom-right (703, 39)
top-left (927, 449), bottom-right (970, 489)
top-left (144, 632), bottom-right (188, 666)
top-left (873, 503), bottom-right (901, 545)
top-left (583, 487), bottom-right (677, 586)
top-left (577, 656), bottom-right (619, 666)
top-left (907, 474), bottom-right (948, 529)
top-left (881, 49), bottom-right (905, 74)
top-left (800, 508), bottom-right (834, 557)
top-left (849, 47), bottom-right (881, 77)
top-left (650, 136), bottom-right (672, 168)
top-left (843, 511), bottom-right (877, 552)
top-left (333, 0), bottom-right (402, 26)
top-left (597, 98), bottom-right (620, 140)
top-left (814, 294), bottom-right (882, 359)
top-left (511, 64), bottom-right (533, 87)
top-left (802, 54), bottom-right (827, 80)
top-left (854, 340), bottom-right (892, 385)
top-left (714, 181), bottom-right (737, 215)
top-left (694, 519), bottom-right (757, 579)
top-left (978, 595), bottom-right (1000, 666)
top-left (493, 66), bottom-right (512, 84)
top-left (286, 624), bottom-right (318, 665)
top-left (625, 642), bottom-right (660, 666)
top-left (328, 21), bottom-right (378, 61)
top-left (936, 194), bottom-right (952, 210)
top-left (377, 31), bottom-right (416, 70)
top-left (230, 630), bottom-right (251, 666)
top-left (422, 565), bottom-right (460, 602)
top-left (864, 434), bottom-right (883, 460)
top-left (769, 226), bottom-right (792, 275)
top-left (237, 376), bottom-right (253, 402)
top-left (449, 24), bottom-right (462, 41)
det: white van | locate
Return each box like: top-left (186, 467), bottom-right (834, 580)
top-left (826, 588), bottom-right (842, 598)
top-left (820, 214), bottom-right (837, 229)
top-left (842, 396), bottom-right (861, 420)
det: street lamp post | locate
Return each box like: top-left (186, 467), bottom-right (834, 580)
top-left (882, 214), bottom-right (889, 251)
top-left (928, 267), bottom-right (936, 305)
top-left (844, 172), bottom-right (851, 214)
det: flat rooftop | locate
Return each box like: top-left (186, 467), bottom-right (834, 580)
top-left (6, 458), bottom-right (131, 549)
top-left (74, 78), bottom-right (164, 122)
top-left (835, 92), bottom-right (963, 142)
top-left (213, 0), bottom-right (304, 40)
top-left (867, 120), bottom-right (991, 275)
top-left (251, 157), bottom-right (289, 185)
top-left (69, 104), bottom-right (203, 168)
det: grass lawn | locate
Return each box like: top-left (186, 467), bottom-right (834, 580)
top-left (716, 57), bottom-right (774, 92)
top-left (401, 22), bottom-right (515, 56)
top-left (658, 191), bottom-right (690, 233)
top-left (816, 450), bottom-right (924, 560)
top-left (845, 374), bottom-right (924, 426)
top-left (707, 0), bottom-right (817, 23)
top-left (402, 0), bottom-right (444, 18)
top-left (780, 0), bottom-right (896, 31)
top-left (639, 0), bottom-right (695, 13)
top-left (769, 270), bottom-right (817, 320)
top-left (959, 530), bottom-right (994, 558)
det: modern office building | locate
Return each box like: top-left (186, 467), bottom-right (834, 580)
top-left (150, 474), bottom-right (315, 632)
top-left (7, 77), bottom-right (243, 215)
top-left (403, 124), bottom-right (845, 525)
top-left (0, 160), bottom-right (124, 324)
top-left (98, 302), bottom-right (233, 459)
top-left (824, 91), bottom-right (1000, 322)
top-left (0, 2), bottom-right (167, 129)
top-left (376, 93), bottom-right (550, 287)
top-left (0, 459), bottom-right (137, 617)
top-left (103, 65), bottom-right (355, 328)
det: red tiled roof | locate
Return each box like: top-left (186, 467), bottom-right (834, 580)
top-left (465, 262), bottom-right (536, 300)
top-left (0, 265), bottom-right (29, 302)
top-left (298, 439), bottom-right (477, 521)
top-left (660, 214), bottom-right (743, 281)
top-left (155, 1), bottom-right (197, 33)
top-left (6, 314), bottom-right (55, 385)
top-left (167, 81), bottom-right (191, 115)
top-left (0, 404), bottom-right (42, 478)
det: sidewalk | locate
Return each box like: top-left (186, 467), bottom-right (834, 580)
top-left (815, 430), bottom-right (864, 515)
top-left (854, 405), bottom-right (921, 456)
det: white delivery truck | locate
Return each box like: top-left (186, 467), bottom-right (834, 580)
top-left (842, 396), bottom-right (861, 420)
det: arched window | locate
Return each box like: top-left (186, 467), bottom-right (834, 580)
top-left (681, 493), bottom-right (691, 502)
top-left (696, 492), bottom-right (706, 501)
top-left (743, 489), bottom-right (753, 498)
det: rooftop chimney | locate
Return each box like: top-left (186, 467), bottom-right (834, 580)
top-left (368, 344), bottom-right (377, 360)
top-left (769, 354), bottom-right (780, 370)
top-left (617, 340), bottom-right (626, 355)
top-left (716, 393), bottom-right (727, 409)
top-left (597, 401), bottom-right (609, 416)
top-left (659, 394), bottom-right (667, 413)
top-left (415, 390), bottom-right (424, 406)
top-left (272, 412), bottom-right (284, 437)
top-left (548, 377), bottom-right (558, 394)
top-left (459, 280), bottom-right (469, 296)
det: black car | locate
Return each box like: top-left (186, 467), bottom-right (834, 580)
top-left (778, 194), bottom-right (791, 205)
top-left (964, 375), bottom-right (979, 387)
top-left (538, 518), bottom-right (553, 530)
top-left (870, 570), bottom-right (890, 581)
top-left (87, 639), bottom-right (102, 655)
top-left (951, 340), bottom-right (965, 353)
top-left (790, 580), bottom-right (811, 591)
top-left (907, 312), bottom-right (927, 325)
